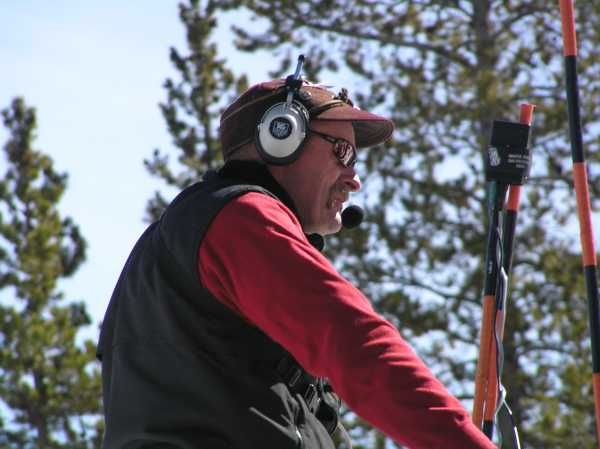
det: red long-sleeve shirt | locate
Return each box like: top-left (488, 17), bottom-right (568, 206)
top-left (198, 192), bottom-right (496, 449)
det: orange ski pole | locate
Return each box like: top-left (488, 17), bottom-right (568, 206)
top-left (482, 104), bottom-right (535, 440)
top-left (473, 107), bottom-right (534, 445)
top-left (559, 1), bottom-right (600, 443)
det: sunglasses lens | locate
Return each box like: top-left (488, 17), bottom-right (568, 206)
top-left (334, 141), bottom-right (356, 167)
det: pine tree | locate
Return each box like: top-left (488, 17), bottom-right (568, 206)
top-left (0, 98), bottom-right (103, 449)
top-left (144, 0), bottom-right (247, 221)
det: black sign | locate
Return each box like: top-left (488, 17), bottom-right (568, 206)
top-left (485, 120), bottom-right (532, 185)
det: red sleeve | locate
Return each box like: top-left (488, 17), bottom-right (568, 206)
top-left (198, 192), bottom-right (496, 449)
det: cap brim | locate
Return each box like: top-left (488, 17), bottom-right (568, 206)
top-left (314, 106), bottom-right (394, 148)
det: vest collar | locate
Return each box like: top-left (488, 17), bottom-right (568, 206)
top-left (217, 160), bottom-right (299, 218)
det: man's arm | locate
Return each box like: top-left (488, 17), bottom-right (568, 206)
top-left (198, 192), bottom-right (497, 449)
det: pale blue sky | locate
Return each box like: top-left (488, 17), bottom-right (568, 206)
top-left (0, 1), bottom-right (273, 339)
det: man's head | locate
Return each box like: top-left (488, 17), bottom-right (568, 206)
top-left (219, 80), bottom-right (393, 235)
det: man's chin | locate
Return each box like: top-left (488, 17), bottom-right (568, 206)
top-left (319, 215), bottom-right (343, 236)
top-left (303, 209), bottom-right (342, 235)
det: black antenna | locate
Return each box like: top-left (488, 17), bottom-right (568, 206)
top-left (285, 54), bottom-right (305, 106)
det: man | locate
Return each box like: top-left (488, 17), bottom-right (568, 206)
top-left (97, 74), bottom-right (497, 448)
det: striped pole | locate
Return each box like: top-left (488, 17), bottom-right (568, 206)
top-left (473, 104), bottom-right (535, 437)
top-left (503, 105), bottom-right (536, 274)
top-left (473, 177), bottom-right (505, 430)
top-left (559, 0), bottom-right (600, 443)
top-left (481, 104), bottom-right (535, 439)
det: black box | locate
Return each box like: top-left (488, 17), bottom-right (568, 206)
top-left (485, 120), bottom-right (532, 185)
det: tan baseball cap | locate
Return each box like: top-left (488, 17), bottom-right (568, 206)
top-left (219, 79), bottom-right (394, 160)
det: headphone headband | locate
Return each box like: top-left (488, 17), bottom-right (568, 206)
top-left (308, 100), bottom-right (346, 118)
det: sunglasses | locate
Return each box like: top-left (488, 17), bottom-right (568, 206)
top-left (309, 129), bottom-right (357, 168)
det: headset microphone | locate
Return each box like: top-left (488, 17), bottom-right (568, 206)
top-left (341, 205), bottom-right (364, 229)
top-left (306, 206), bottom-right (363, 253)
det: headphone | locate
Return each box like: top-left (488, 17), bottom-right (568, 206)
top-left (256, 55), bottom-right (310, 165)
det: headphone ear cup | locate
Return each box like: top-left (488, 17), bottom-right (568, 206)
top-left (256, 101), bottom-right (309, 165)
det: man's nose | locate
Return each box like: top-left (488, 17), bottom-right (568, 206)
top-left (342, 169), bottom-right (361, 192)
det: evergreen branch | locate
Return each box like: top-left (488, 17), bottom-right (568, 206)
top-left (493, 4), bottom-right (552, 43)
top-left (289, 16), bottom-right (474, 68)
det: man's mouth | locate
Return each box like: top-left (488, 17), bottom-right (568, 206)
top-left (327, 184), bottom-right (349, 212)
top-left (327, 198), bottom-right (344, 211)
top-left (327, 192), bottom-right (349, 211)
